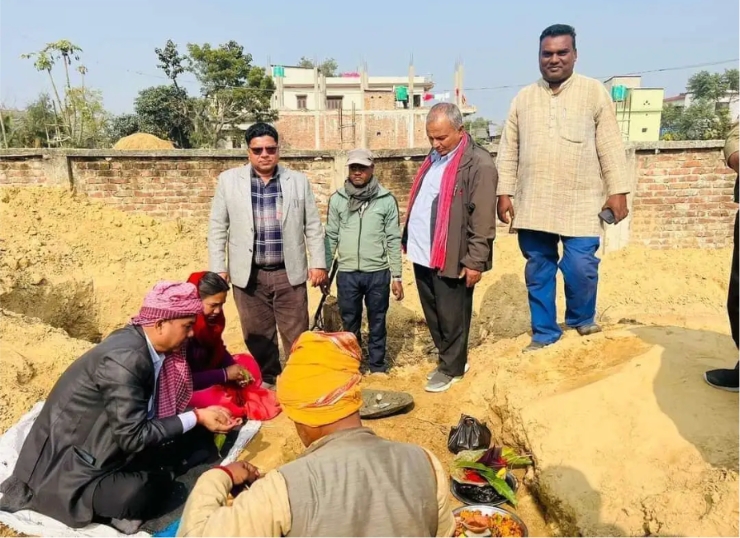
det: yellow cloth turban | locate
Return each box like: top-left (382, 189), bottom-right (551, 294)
top-left (276, 331), bottom-right (363, 427)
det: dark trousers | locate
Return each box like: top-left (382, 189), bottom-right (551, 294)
top-left (233, 268), bottom-right (309, 385)
top-left (413, 264), bottom-right (474, 377)
top-left (730, 213), bottom-right (738, 369)
top-left (336, 269), bottom-right (391, 371)
top-left (518, 230), bottom-right (600, 344)
top-left (91, 429), bottom-right (211, 521)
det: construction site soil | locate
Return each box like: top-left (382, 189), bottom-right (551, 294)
top-left (0, 187), bottom-right (737, 536)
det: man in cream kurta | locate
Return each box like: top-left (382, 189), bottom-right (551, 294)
top-left (178, 331), bottom-right (455, 537)
top-left (496, 23), bottom-right (630, 352)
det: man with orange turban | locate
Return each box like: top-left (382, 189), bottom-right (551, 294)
top-left (179, 331), bottom-right (455, 537)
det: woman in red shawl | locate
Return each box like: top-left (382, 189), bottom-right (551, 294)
top-left (185, 271), bottom-right (280, 421)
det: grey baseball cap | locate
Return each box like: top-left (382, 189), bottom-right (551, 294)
top-left (347, 148), bottom-right (374, 167)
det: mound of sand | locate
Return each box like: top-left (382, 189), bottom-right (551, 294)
top-left (0, 185), bottom-right (737, 536)
top-left (0, 309), bottom-right (93, 429)
top-left (0, 187), bottom-right (209, 340)
top-left (112, 133), bottom-right (175, 150)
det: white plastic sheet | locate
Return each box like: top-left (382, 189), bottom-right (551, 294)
top-left (0, 402), bottom-right (261, 537)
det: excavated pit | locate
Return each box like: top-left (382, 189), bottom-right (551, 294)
top-left (0, 278), bottom-right (103, 343)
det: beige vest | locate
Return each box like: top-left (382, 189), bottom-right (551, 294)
top-left (280, 428), bottom-right (438, 537)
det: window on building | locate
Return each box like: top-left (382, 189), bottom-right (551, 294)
top-left (326, 96), bottom-right (343, 110)
top-left (413, 95), bottom-right (421, 107)
top-left (296, 95), bottom-right (307, 109)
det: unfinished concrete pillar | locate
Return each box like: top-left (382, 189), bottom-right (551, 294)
top-left (408, 63), bottom-right (415, 148)
top-left (360, 63), bottom-right (368, 148)
top-left (332, 151), bottom-right (348, 191)
top-left (42, 152), bottom-right (73, 189)
top-left (314, 67), bottom-right (321, 150)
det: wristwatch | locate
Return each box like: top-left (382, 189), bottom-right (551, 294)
top-left (392, 276), bottom-right (402, 282)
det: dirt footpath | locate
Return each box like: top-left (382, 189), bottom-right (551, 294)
top-left (0, 187), bottom-right (737, 536)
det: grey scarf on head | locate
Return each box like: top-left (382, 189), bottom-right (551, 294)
top-left (344, 176), bottom-right (379, 213)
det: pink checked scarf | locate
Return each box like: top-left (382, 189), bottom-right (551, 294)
top-left (404, 134), bottom-right (469, 270)
top-left (130, 281), bottom-right (202, 419)
top-left (154, 344), bottom-right (192, 419)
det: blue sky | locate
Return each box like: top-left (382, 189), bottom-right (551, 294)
top-left (1, 0), bottom-right (738, 123)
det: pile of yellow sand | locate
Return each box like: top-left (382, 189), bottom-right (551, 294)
top-left (112, 133), bottom-right (175, 150)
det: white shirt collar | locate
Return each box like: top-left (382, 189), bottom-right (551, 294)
top-left (142, 330), bottom-right (166, 366)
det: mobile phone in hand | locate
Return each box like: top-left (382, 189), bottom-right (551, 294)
top-left (598, 208), bottom-right (616, 225)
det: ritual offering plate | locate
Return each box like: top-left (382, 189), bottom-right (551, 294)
top-left (453, 505), bottom-right (528, 537)
top-left (359, 389), bottom-right (413, 419)
top-left (449, 447), bottom-right (531, 508)
top-left (451, 472), bottom-right (519, 507)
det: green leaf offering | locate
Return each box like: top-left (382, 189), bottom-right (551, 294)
top-left (487, 473), bottom-right (518, 506)
top-left (449, 445), bottom-right (533, 506)
top-left (501, 447), bottom-right (533, 467)
top-left (214, 433), bottom-right (227, 456)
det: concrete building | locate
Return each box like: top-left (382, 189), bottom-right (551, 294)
top-left (231, 63), bottom-right (477, 151)
top-left (604, 76), bottom-right (664, 142)
top-left (664, 90), bottom-right (740, 121)
top-left (271, 67), bottom-right (435, 112)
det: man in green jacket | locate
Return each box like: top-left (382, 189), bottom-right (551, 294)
top-left (324, 148), bottom-right (404, 373)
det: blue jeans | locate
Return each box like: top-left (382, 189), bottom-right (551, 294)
top-left (517, 230), bottom-right (600, 344)
top-left (336, 270), bottom-right (391, 371)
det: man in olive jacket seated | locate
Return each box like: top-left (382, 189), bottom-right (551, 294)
top-left (0, 281), bottom-right (240, 534)
top-left (177, 331), bottom-right (455, 537)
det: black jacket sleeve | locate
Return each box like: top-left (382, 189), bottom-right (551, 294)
top-left (97, 351), bottom-right (183, 454)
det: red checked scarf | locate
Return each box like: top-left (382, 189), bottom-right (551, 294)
top-left (404, 134), bottom-right (468, 270)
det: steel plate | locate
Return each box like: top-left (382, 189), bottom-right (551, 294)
top-left (453, 505), bottom-right (529, 537)
top-left (360, 389), bottom-right (413, 419)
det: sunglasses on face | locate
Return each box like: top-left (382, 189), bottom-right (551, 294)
top-left (249, 146), bottom-right (278, 156)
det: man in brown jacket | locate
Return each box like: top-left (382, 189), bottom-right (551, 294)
top-left (402, 103), bottom-right (498, 393)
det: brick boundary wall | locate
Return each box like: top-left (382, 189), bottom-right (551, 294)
top-left (0, 141), bottom-right (736, 249)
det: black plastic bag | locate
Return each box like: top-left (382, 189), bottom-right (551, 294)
top-left (447, 414), bottom-right (491, 454)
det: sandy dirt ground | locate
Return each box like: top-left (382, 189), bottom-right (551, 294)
top-left (0, 187), bottom-right (737, 536)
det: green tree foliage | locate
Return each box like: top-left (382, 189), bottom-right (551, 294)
top-left (20, 40), bottom-right (109, 147)
top-left (66, 87), bottom-right (110, 148)
top-left (661, 68), bottom-right (739, 141)
top-left (687, 69), bottom-right (739, 101)
top-left (186, 40), bottom-right (276, 147)
top-left (1, 94), bottom-right (57, 148)
top-left (155, 39), bottom-right (187, 89)
top-left (297, 56), bottom-right (339, 77)
top-left (127, 39), bottom-right (276, 148)
top-left (107, 113), bottom-right (140, 141)
top-left (463, 117), bottom-right (492, 144)
top-left (134, 85), bottom-right (192, 147)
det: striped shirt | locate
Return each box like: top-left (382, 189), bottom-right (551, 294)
top-left (496, 73), bottom-right (630, 237)
top-left (251, 169), bottom-right (284, 266)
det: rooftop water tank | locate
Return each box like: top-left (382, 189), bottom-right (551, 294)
top-left (611, 85), bottom-right (627, 102)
